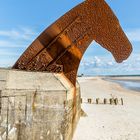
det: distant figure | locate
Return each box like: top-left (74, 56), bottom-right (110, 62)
top-left (96, 98), bottom-right (99, 104)
top-left (104, 98), bottom-right (107, 104)
top-left (114, 98), bottom-right (118, 105)
top-left (121, 98), bottom-right (124, 105)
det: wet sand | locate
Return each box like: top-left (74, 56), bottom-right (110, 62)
top-left (73, 77), bottom-right (140, 140)
top-left (104, 77), bottom-right (140, 92)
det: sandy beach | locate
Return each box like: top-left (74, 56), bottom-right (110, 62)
top-left (73, 77), bottom-right (140, 140)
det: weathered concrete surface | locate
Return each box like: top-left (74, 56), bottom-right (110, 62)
top-left (0, 69), bottom-right (81, 140)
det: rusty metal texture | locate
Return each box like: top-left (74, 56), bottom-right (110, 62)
top-left (13, 0), bottom-right (132, 86)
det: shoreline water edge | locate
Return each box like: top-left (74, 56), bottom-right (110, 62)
top-left (103, 77), bottom-right (140, 92)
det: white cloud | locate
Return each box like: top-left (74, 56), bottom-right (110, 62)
top-left (0, 49), bottom-right (19, 56)
top-left (0, 27), bottom-right (39, 49)
top-left (78, 54), bottom-right (140, 75)
top-left (0, 27), bottom-right (39, 67)
top-left (0, 40), bottom-right (25, 48)
top-left (0, 27), bottom-right (37, 41)
top-left (0, 30), bottom-right (19, 38)
top-left (0, 58), bottom-right (16, 67)
top-left (126, 29), bottom-right (140, 42)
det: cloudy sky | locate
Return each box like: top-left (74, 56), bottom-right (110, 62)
top-left (0, 0), bottom-right (140, 75)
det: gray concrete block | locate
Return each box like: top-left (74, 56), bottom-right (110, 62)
top-left (0, 69), bottom-right (81, 140)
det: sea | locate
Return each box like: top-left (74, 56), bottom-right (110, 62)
top-left (106, 78), bottom-right (140, 92)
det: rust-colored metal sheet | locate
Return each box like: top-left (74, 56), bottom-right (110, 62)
top-left (13, 0), bottom-right (132, 86)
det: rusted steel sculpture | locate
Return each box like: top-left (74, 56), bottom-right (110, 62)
top-left (13, 0), bottom-right (132, 86)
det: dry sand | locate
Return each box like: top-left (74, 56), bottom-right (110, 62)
top-left (73, 77), bottom-right (140, 140)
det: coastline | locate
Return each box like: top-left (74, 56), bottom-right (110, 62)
top-left (103, 77), bottom-right (140, 92)
top-left (73, 77), bottom-right (140, 140)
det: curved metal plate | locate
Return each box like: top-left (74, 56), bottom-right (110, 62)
top-left (13, 0), bottom-right (132, 85)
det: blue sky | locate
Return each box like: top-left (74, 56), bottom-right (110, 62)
top-left (0, 0), bottom-right (140, 75)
